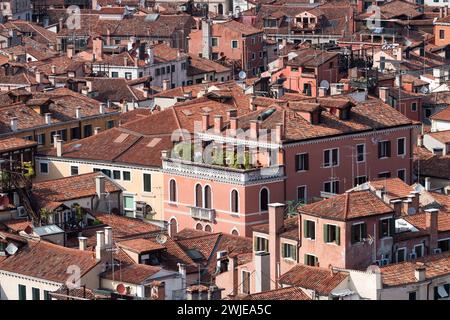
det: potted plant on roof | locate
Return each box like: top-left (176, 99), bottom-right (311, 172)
top-left (39, 208), bottom-right (51, 224)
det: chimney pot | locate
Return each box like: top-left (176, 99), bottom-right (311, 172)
top-left (78, 236), bottom-right (88, 251)
top-left (424, 177), bottom-right (431, 191)
top-left (53, 134), bottom-right (60, 148)
top-left (414, 266), bottom-right (426, 281)
top-left (378, 87), bottom-right (389, 103)
top-left (162, 79), bottom-right (170, 91)
top-left (275, 123), bottom-right (284, 142)
top-left (44, 113), bottom-right (52, 125)
top-left (10, 117), bottom-right (18, 131)
top-left (94, 127), bottom-right (101, 135)
top-left (318, 87), bottom-right (327, 97)
top-left (104, 226), bottom-right (113, 248)
top-left (95, 230), bottom-right (105, 260)
top-left (76, 107), bottom-right (82, 119)
top-left (56, 139), bottom-right (63, 157)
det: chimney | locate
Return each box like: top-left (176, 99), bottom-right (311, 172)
top-left (162, 79), bottom-right (170, 91)
top-left (318, 87), bottom-right (327, 97)
top-left (44, 113), bottom-right (51, 125)
top-left (67, 45), bottom-right (74, 59)
top-left (250, 120), bottom-right (259, 140)
top-left (439, 7), bottom-right (444, 19)
top-left (76, 107), bottom-right (82, 119)
top-left (104, 226), bottom-right (113, 248)
top-left (178, 263), bottom-right (186, 290)
top-left (425, 208), bottom-right (439, 251)
top-left (378, 87), bottom-right (389, 103)
top-left (96, 175), bottom-right (105, 199)
top-left (254, 251), bottom-right (270, 293)
top-left (424, 177), bottom-right (431, 191)
top-left (202, 19), bottom-right (212, 60)
top-left (202, 113), bottom-right (210, 131)
top-left (86, 80), bottom-right (93, 93)
top-left (94, 127), bottom-right (101, 135)
top-left (150, 281), bottom-right (165, 300)
top-left (35, 70), bottom-right (42, 83)
top-left (409, 191), bottom-right (420, 213)
top-left (10, 117), bottom-right (18, 131)
top-left (95, 230), bottom-right (105, 260)
top-left (93, 37), bottom-right (103, 60)
top-left (99, 104), bottom-right (105, 114)
top-left (228, 255), bottom-right (238, 296)
top-left (390, 199), bottom-right (402, 217)
top-left (53, 134), bottom-right (60, 148)
top-left (51, 65), bottom-right (57, 74)
top-left (56, 139), bottom-right (63, 157)
top-left (78, 236), bottom-right (87, 251)
top-left (275, 123), bottom-right (284, 142)
top-left (268, 203), bottom-right (285, 290)
top-left (229, 118), bottom-right (238, 136)
top-left (414, 265), bottom-right (426, 282)
top-left (214, 115), bottom-right (223, 134)
top-left (249, 96), bottom-right (256, 111)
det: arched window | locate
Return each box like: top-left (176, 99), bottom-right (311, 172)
top-left (204, 185), bottom-right (212, 209)
top-left (231, 228), bottom-right (239, 236)
top-left (204, 224), bottom-right (212, 232)
top-left (259, 187), bottom-right (269, 212)
top-left (218, 3), bottom-right (223, 15)
top-left (195, 184), bottom-right (203, 207)
top-left (169, 179), bottom-right (177, 202)
top-left (195, 223), bottom-right (203, 230)
top-left (231, 189), bottom-right (239, 213)
top-left (169, 218), bottom-right (177, 236)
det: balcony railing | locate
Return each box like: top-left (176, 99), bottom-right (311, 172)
top-left (189, 206), bottom-right (215, 222)
top-left (163, 158), bottom-right (285, 186)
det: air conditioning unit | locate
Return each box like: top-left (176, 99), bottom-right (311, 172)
top-left (433, 248), bottom-right (442, 254)
top-left (17, 206), bottom-right (27, 218)
top-left (409, 252), bottom-right (417, 260)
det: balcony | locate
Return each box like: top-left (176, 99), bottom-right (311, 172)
top-left (189, 206), bottom-right (215, 222)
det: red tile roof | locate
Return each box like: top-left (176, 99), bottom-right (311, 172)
top-left (427, 130), bottom-right (450, 144)
top-left (236, 286), bottom-right (311, 300)
top-left (368, 178), bottom-right (415, 200)
top-left (430, 106), bottom-right (450, 121)
top-left (299, 190), bottom-right (394, 221)
top-left (101, 263), bottom-right (161, 284)
top-left (0, 239), bottom-right (99, 283)
top-left (278, 264), bottom-right (349, 295)
top-left (117, 238), bottom-right (165, 254)
top-left (0, 137), bottom-right (37, 153)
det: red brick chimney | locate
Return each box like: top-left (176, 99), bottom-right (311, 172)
top-left (250, 120), bottom-right (259, 140)
top-left (214, 115), bottom-right (223, 134)
top-left (202, 113), bottom-right (210, 131)
top-left (269, 203), bottom-right (285, 290)
top-left (425, 208), bottom-right (438, 252)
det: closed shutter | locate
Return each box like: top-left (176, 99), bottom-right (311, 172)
top-left (304, 254), bottom-right (308, 265)
top-left (386, 141), bottom-right (391, 157)
top-left (303, 220), bottom-right (308, 237)
top-left (304, 154), bottom-right (309, 170)
top-left (351, 225), bottom-right (356, 244)
top-left (323, 224), bottom-right (328, 242)
top-left (361, 223), bottom-right (367, 239)
top-left (281, 243), bottom-right (286, 258)
top-left (295, 154), bottom-right (300, 171)
top-left (378, 142), bottom-right (382, 158)
top-left (389, 218), bottom-right (395, 237)
top-left (335, 226), bottom-right (340, 245)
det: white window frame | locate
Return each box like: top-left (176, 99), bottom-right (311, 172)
top-left (397, 137), bottom-right (406, 156)
top-left (351, 221), bottom-right (365, 244)
top-left (241, 270), bottom-right (251, 294)
top-left (323, 180), bottom-right (339, 194)
top-left (304, 253), bottom-right (318, 266)
top-left (212, 37), bottom-right (219, 47)
top-left (378, 171), bottom-right (391, 179)
top-left (295, 152), bottom-right (308, 172)
top-left (297, 185), bottom-right (307, 203)
top-left (379, 216), bottom-right (393, 238)
top-left (304, 219), bottom-right (316, 240)
top-left (356, 143), bottom-right (365, 163)
top-left (37, 133), bottom-right (45, 146)
top-left (231, 40), bottom-right (238, 49)
top-left (281, 242), bottom-right (297, 260)
top-left (379, 140), bottom-right (390, 159)
top-left (323, 148), bottom-right (339, 168)
top-left (142, 172), bottom-right (152, 193)
top-left (414, 243), bottom-right (424, 258)
top-left (324, 223), bottom-right (340, 244)
top-left (123, 194), bottom-right (135, 215)
top-left (411, 102), bottom-right (417, 112)
top-left (70, 165), bottom-right (79, 176)
top-left (396, 247), bottom-right (407, 262)
top-left (39, 161), bottom-right (49, 175)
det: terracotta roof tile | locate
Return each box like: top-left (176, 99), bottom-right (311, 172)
top-left (0, 137), bottom-right (37, 152)
top-left (237, 286), bottom-right (311, 300)
top-left (117, 238), bottom-right (165, 254)
top-left (101, 263), bottom-right (161, 284)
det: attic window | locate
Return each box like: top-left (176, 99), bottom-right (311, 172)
top-left (114, 133), bottom-right (129, 143)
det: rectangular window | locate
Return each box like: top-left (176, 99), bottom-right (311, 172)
top-left (378, 172), bottom-right (391, 179)
top-left (71, 127), bottom-right (81, 140)
top-left (397, 169), bottom-right (406, 182)
top-left (438, 239), bottom-right (450, 252)
top-left (50, 131), bottom-right (56, 144)
top-left (323, 148), bottom-right (339, 167)
top-left (101, 169), bottom-right (111, 178)
top-left (378, 141), bottom-right (391, 158)
top-left (211, 38), bottom-right (218, 47)
top-left (323, 224), bottom-right (340, 245)
top-left (156, 68), bottom-right (160, 76)
top-left (379, 217), bottom-right (394, 238)
top-left (254, 236), bottom-right (269, 252)
top-left (354, 175), bottom-right (367, 187)
top-left (414, 244), bottom-right (424, 258)
top-left (324, 181), bottom-right (340, 194)
top-left (37, 133), bottom-right (46, 146)
top-left (143, 173), bottom-right (152, 192)
top-left (171, 65), bottom-right (175, 73)
top-left (411, 102), bottom-right (417, 112)
top-left (304, 220), bottom-right (315, 240)
top-left (295, 153), bottom-right (309, 171)
top-left (161, 67), bottom-right (165, 75)
top-left (124, 195), bottom-right (134, 217)
top-left (83, 125), bottom-right (92, 138)
top-left (434, 284), bottom-right (449, 300)
top-left (107, 120), bottom-right (114, 129)
top-left (304, 254), bottom-right (318, 266)
top-left (231, 40), bottom-right (238, 49)
top-left (57, 129), bottom-right (68, 142)
top-left (408, 291), bottom-right (417, 300)
top-left (32, 287), bottom-right (40, 300)
top-left (356, 144), bottom-right (365, 162)
top-left (18, 284), bottom-right (26, 300)
top-left (242, 271), bottom-right (251, 294)
top-left (297, 186), bottom-right (307, 203)
top-left (351, 223), bottom-right (367, 244)
top-left (181, 62), bottom-right (186, 70)
top-left (440, 29), bottom-right (445, 39)
top-left (166, 66), bottom-right (170, 74)
top-left (70, 166), bottom-right (79, 176)
top-left (123, 171), bottom-right (131, 181)
top-left (113, 170), bottom-right (121, 180)
top-left (111, 72), bottom-right (119, 78)
top-left (397, 138), bottom-right (406, 156)
top-left (282, 243), bottom-right (297, 260)
top-left (39, 162), bottom-right (49, 174)
top-left (397, 247), bottom-right (406, 263)
top-left (125, 72), bottom-right (132, 80)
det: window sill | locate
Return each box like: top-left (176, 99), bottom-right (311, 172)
top-left (305, 237), bottom-right (315, 241)
top-left (283, 257), bottom-right (297, 263)
top-left (378, 157), bottom-right (390, 160)
top-left (325, 241), bottom-right (340, 246)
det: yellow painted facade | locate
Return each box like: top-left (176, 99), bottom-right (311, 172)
top-left (34, 156), bottom-right (165, 221)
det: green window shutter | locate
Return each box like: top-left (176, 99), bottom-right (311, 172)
top-left (304, 254), bottom-right (307, 265)
top-left (293, 245), bottom-right (297, 260)
top-left (336, 226), bottom-right (340, 245)
top-left (323, 224), bottom-right (328, 242)
top-left (362, 223), bottom-right (367, 239)
top-left (281, 243), bottom-right (285, 258)
top-left (303, 220), bottom-right (308, 237)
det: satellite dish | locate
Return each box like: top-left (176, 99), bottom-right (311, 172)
top-left (116, 283), bottom-right (126, 295)
top-left (419, 86), bottom-right (429, 94)
top-left (156, 233), bottom-right (167, 245)
top-left (238, 71), bottom-right (247, 80)
top-left (5, 243), bottom-right (18, 255)
top-left (319, 80), bottom-right (330, 90)
top-left (407, 207), bottom-right (416, 215)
